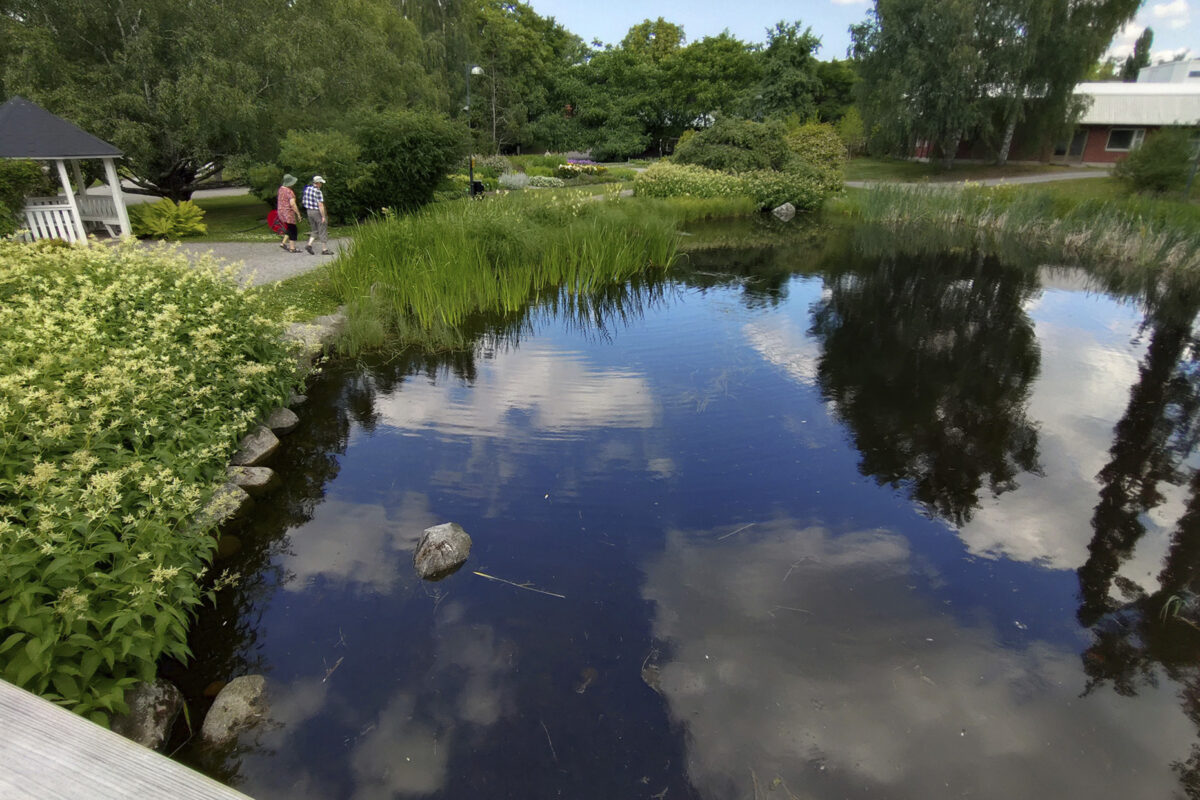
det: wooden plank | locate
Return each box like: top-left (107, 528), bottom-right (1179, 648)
top-left (0, 680), bottom-right (254, 800)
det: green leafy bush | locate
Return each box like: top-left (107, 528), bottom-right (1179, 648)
top-left (634, 162), bottom-right (826, 211)
top-left (347, 109), bottom-right (470, 215)
top-left (673, 118), bottom-right (792, 173)
top-left (526, 166), bottom-right (556, 178)
top-left (0, 241), bottom-right (298, 722)
top-left (250, 111), bottom-right (469, 220)
top-left (129, 199), bottom-right (208, 239)
top-left (591, 126), bottom-right (650, 162)
top-left (1114, 128), bottom-right (1196, 195)
top-left (245, 163), bottom-right (285, 205)
top-left (275, 130), bottom-right (371, 223)
top-left (529, 175), bottom-right (566, 188)
top-left (0, 160), bottom-right (54, 236)
top-left (606, 167), bottom-right (639, 182)
top-left (785, 121), bottom-right (847, 193)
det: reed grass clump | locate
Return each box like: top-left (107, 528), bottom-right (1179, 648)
top-left (0, 240), bottom-right (298, 722)
top-left (331, 192), bottom-right (754, 351)
top-left (842, 184), bottom-right (1200, 280)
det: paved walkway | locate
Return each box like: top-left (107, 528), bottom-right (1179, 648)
top-left (846, 167), bottom-right (1111, 189)
top-left (169, 238), bottom-right (350, 286)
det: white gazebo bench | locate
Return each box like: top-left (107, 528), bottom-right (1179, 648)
top-left (0, 96), bottom-right (132, 245)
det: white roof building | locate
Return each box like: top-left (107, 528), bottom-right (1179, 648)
top-left (1137, 59), bottom-right (1200, 84)
top-left (1074, 82), bottom-right (1200, 127)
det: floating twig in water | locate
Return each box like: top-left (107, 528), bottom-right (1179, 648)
top-left (718, 522), bottom-right (756, 541)
top-left (323, 656), bottom-right (344, 683)
top-left (541, 719), bottom-right (557, 762)
top-left (769, 605), bottom-right (813, 617)
top-left (473, 570), bottom-right (566, 599)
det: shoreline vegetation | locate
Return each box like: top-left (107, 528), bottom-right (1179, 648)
top-left (0, 241), bottom-right (299, 722)
top-left (329, 192), bottom-right (757, 353)
top-left (836, 182), bottom-right (1200, 281)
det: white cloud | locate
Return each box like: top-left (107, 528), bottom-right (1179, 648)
top-left (1152, 0), bottom-right (1189, 20)
top-left (1153, 47), bottom-right (1193, 62)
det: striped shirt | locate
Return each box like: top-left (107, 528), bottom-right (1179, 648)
top-left (302, 184), bottom-right (324, 210)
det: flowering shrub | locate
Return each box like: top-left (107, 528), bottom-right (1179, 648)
top-left (633, 162), bottom-right (826, 211)
top-left (0, 241), bottom-right (298, 723)
top-left (556, 163), bottom-right (608, 180)
top-left (499, 172), bottom-right (531, 190)
top-left (529, 175), bottom-right (566, 188)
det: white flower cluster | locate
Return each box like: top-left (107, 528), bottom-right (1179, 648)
top-left (0, 239), bottom-right (299, 717)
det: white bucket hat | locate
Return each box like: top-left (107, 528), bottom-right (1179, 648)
top-left (312, 175), bottom-right (325, 184)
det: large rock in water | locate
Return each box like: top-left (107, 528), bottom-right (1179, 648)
top-left (230, 425), bottom-right (279, 466)
top-left (772, 202), bottom-right (796, 222)
top-left (110, 680), bottom-right (184, 751)
top-left (201, 675), bottom-right (268, 746)
top-left (414, 522), bottom-right (472, 579)
top-left (265, 407), bottom-right (300, 435)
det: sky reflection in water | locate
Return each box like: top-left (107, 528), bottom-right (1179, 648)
top-left (183, 237), bottom-right (1200, 800)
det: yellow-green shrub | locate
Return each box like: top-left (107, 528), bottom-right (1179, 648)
top-left (633, 162), bottom-right (826, 211)
top-left (129, 199), bottom-right (208, 239)
top-left (785, 121), bottom-right (847, 193)
top-left (0, 241), bottom-right (298, 722)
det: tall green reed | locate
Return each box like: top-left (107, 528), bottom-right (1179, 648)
top-left (839, 184), bottom-right (1200, 288)
top-left (331, 192), bottom-right (754, 352)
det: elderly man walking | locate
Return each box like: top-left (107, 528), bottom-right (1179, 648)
top-left (302, 175), bottom-right (333, 255)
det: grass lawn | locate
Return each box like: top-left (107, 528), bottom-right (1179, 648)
top-left (844, 157), bottom-right (1091, 183)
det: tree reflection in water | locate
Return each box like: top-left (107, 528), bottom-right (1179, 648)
top-left (1074, 280), bottom-right (1200, 796)
top-left (808, 247), bottom-right (1042, 525)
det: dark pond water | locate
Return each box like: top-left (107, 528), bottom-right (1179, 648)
top-left (174, 221), bottom-right (1200, 799)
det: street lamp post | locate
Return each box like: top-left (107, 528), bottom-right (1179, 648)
top-left (466, 64), bottom-right (484, 197)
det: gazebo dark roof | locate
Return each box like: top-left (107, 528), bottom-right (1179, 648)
top-left (0, 96), bottom-right (122, 159)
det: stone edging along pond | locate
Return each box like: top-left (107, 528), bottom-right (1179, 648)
top-left (111, 310), bottom-right (347, 754)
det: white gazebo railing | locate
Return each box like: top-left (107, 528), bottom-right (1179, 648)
top-left (23, 192), bottom-right (123, 240)
top-left (22, 198), bottom-right (80, 243)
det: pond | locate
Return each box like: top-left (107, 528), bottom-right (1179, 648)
top-left (173, 221), bottom-right (1200, 799)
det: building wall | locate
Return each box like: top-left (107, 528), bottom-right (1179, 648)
top-left (1079, 125), bottom-right (1161, 164)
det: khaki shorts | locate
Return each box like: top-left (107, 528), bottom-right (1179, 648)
top-left (306, 208), bottom-right (327, 243)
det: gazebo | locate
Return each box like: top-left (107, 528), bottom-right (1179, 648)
top-left (0, 96), bottom-right (131, 244)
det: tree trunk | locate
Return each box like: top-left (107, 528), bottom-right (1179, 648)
top-left (939, 130), bottom-right (961, 170)
top-left (996, 114), bottom-right (1017, 166)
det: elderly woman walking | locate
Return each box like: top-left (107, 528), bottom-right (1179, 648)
top-left (276, 174), bottom-right (302, 253)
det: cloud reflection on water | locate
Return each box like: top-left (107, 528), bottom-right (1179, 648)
top-left (641, 519), bottom-right (1192, 799)
top-left (375, 343), bottom-right (656, 438)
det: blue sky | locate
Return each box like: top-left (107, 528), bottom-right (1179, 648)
top-left (524, 0), bottom-right (1199, 64)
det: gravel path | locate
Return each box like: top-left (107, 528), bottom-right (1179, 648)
top-left (845, 167), bottom-right (1111, 189)
top-left (169, 239), bottom-right (351, 286)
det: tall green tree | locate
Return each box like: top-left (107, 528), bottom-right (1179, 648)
top-left (755, 21), bottom-right (823, 121)
top-left (1121, 28), bottom-right (1154, 82)
top-left (0, 0), bottom-right (434, 199)
top-left (851, 0), bottom-right (986, 167)
top-left (468, 0), bottom-right (584, 153)
top-left (852, 0), bottom-right (1140, 167)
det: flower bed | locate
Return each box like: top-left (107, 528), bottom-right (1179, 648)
top-left (0, 241), bottom-right (298, 722)
top-left (633, 162), bottom-right (827, 211)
